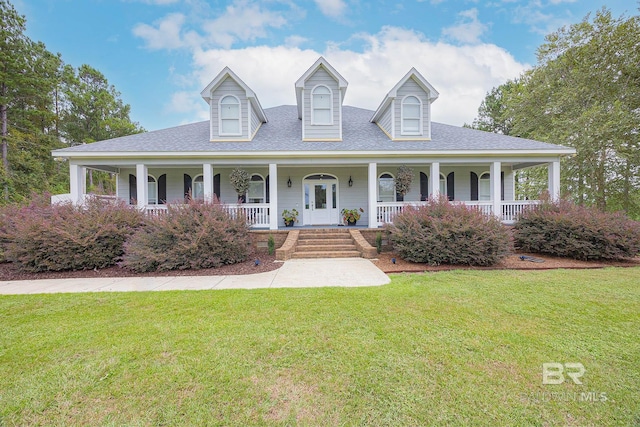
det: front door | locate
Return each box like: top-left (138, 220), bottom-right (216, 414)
top-left (303, 176), bottom-right (338, 225)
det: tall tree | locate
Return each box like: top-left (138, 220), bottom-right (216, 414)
top-left (0, 1), bottom-right (64, 201)
top-left (60, 64), bottom-right (144, 192)
top-left (470, 8), bottom-right (640, 217)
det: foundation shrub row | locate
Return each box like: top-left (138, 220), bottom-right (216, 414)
top-left (385, 197), bottom-right (512, 266)
top-left (0, 197), bottom-right (251, 273)
top-left (514, 198), bottom-right (640, 261)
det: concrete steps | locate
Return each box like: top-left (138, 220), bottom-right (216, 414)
top-left (291, 229), bottom-right (362, 259)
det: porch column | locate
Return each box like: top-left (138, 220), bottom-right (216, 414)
top-left (490, 161), bottom-right (501, 218)
top-left (429, 162), bottom-right (440, 198)
top-left (548, 160), bottom-right (560, 200)
top-left (69, 164), bottom-right (85, 205)
top-left (368, 162), bottom-right (377, 228)
top-left (136, 163), bottom-right (148, 209)
top-left (203, 163), bottom-right (214, 202)
top-left (269, 163), bottom-right (278, 230)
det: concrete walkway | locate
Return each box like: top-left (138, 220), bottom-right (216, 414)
top-left (0, 258), bottom-right (390, 295)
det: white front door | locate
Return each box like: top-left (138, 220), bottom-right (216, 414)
top-left (303, 177), bottom-right (338, 225)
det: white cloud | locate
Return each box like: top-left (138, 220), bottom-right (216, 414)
top-left (133, 0), bottom-right (288, 50)
top-left (133, 13), bottom-right (193, 50)
top-left (510, 0), bottom-right (578, 35)
top-left (442, 8), bottom-right (488, 44)
top-left (179, 26), bottom-right (528, 126)
top-left (202, 1), bottom-right (288, 49)
top-left (166, 90), bottom-right (210, 121)
top-left (284, 35), bottom-right (309, 48)
top-left (314, 0), bottom-right (347, 19)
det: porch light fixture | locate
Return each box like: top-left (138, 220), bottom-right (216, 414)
top-left (287, 177), bottom-right (292, 187)
top-left (348, 176), bottom-right (353, 187)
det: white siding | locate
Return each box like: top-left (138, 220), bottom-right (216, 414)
top-left (209, 77), bottom-right (248, 140)
top-left (250, 104), bottom-right (261, 138)
top-left (303, 67), bottom-right (341, 140)
top-left (394, 77), bottom-right (430, 139)
top-left (377, 104), bottom-right (393, 138)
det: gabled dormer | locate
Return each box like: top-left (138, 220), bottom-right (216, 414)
top-left (200, 67), bottom-right (267, 142)
top-left (295, 57), bottom-right (348, 141)
top-left (370, 68), bottom-right (439, 141)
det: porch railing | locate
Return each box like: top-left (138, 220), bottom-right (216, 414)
top-left (376, 200), bottom-right (539, 226)
top-left (224, 204), bottom-right (270, 228)
top-left (143, 203), bottom-right (270, 228)
top-left (501, 200), bottom-right (539, 223)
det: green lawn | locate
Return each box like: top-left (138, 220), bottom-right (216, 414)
top-left (1, 268), bottom-right (639, 426)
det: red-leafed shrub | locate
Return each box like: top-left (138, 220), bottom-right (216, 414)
top-left (386, 197), bottom-right (512, 266)
top-left (0, 195), bottom-right (143, 272)
top-left (122, 199), bottom-right (251, 272)
top-left (514, 199), bottom-right (640, 260)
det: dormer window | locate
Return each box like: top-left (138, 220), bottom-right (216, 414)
top-left (401, 95), bottom-right (422, 135)
top-left (219, 95), bottom-right (241, 135)
top-left (311, 85), bottom-right (332, 125)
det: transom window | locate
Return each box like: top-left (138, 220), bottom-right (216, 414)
top-left (479, 172), bottom-right (491, 201)
top-left (147, 175), bottom-right (157, 205)
top-left (248, 174), bottom-right (265, 203)
top-left (401, 95), bottom-right (421, 135)
top-left (311, 85), bottom-right (332, 125)
top-left (193, 175), bottom-right (204, 200)
top-left (378, 173), bottom-right (396, 202)
top-left (219, 95), bottom-right (241, 135)
top-left (439, 173), bottom-right (446, 196)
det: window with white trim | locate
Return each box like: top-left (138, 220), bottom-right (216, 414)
top-left (219, 95), bottom-right (241, 135)
top-left (378, 173), bottom-right (396, 202)
top-left (247, 174), bottom-right (265, 203)
top-left (147, 175), bottom-right (157, 205)
top-left (311, 85), bottom-right (332, 125)
top-left (439, 173), bottom-right (446, 196)
top-left (401, 95), bottom-right (421, 135)
top-left (193, 175), bottom-right (204, 201)
top-left (479, 172), bottom-right (490, 201)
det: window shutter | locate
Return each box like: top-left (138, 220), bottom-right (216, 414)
top-left (214, 174), bottom-right (221, 201)
top-left (184, 174), bottom-right (192, 201)
top-left (501, 171), bottom-right (505, 201)
top-left (420, 172), bottom-right (428, 201)
top-left (265, 175), bottom-right (270, 203)
top-left (158, 174), bottom-right (167, 204)
top-left (129, 174), bottom-right (137, 205)
top-left (470, 172), bottom-right (478, 201)
top-left (447, 172), bottom-right (455, 201)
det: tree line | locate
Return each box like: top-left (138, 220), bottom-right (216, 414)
top-left (0, 0), bottom-right (143, 204)
top-left (469, 8), bottom-right (640, 218)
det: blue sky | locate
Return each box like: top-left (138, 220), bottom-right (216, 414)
top-left (15, 0), bottom-right (634, 131)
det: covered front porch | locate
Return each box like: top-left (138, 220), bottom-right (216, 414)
top-left (63, 158), bottom-right (561, 229)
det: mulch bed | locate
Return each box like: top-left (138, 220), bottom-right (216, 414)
top-left (2, 251), bottom-right (639, 282)
top-left (373, 252), bottom-right (640, 274)
top-left (0, 254), bottom-right (282, 282)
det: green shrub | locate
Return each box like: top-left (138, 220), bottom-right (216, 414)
top-left (386, 197), bottom-right (511, 266)
top-left (267, 235), bottom-right (275, 255)
top-left (123, 199), bottom-right (251, 272)
top-left (514, 199), bottom-right (640, 260)
top-left (0, 195), bottom-right (143, 272)
top-left (375, 232), bottom-right (382, 254)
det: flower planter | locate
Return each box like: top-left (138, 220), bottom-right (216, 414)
top-left (284, 219), bottom-right (294, 227)
top-left (347, 219), bottom-right (357, 226)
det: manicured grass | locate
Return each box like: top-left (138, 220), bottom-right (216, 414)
top-left (1, 268), bottom-right (639, 426)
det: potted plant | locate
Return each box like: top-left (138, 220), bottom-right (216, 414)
top-left (341, 207), bottom-right (364, 225)
top-left (282, 208), bottom-right (299, 227)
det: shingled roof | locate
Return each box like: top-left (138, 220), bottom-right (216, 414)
top-left (52, 105), bottom-right (572, 156)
